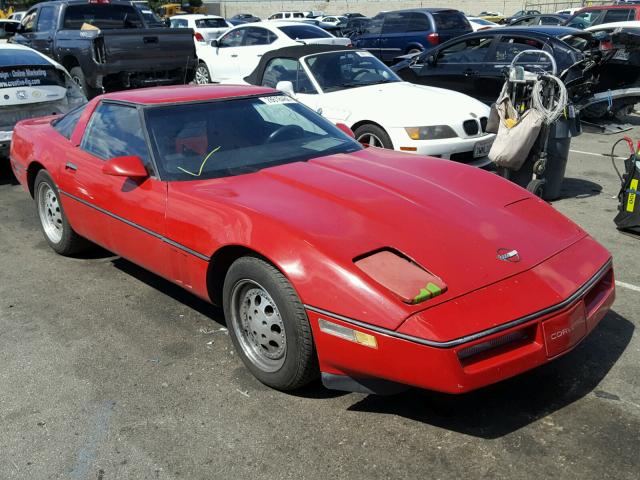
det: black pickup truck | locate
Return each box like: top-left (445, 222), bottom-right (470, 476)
top-left (7, 0), bottom-right (197, 97)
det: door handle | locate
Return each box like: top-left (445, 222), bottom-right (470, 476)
top-left (231, 54), bottom-right (238, 58)
top-left (143, 36), bottom-right (159, 44)
top-left (256, 54), bottom-right (262, 57)
top-left (65, 162), bottom-right (77, 171)
top-left (463, 69), bottom-right (478, 76)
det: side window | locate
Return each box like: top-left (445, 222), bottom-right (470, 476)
top-left (408, 12), bottom-right (431, 32)
top-left (540, 16), bottom-right (559, 25)
top-left (603, 9), bottom-right (633, 23)
top-left (381, 12), bottom-right (411, 34)
top-left (242, 27), bottom-right (274, 46)
top-left (53, 105), bottom-right (86, 140)
top-left (437, 37), bottom-right (493, 64)
top-left (21, 9), bottom-right (37, 33)
top-left (493, 36), bottom-right (547, 63)
top-left (81, 103), bottom-right (150, 164)
top-left (219, 28), bottom-right (245, 47)
top-left (513, 17), bottom-right (537, 26)
top-left (36, 6), bottom-right (57, 32)
top-left (261, 58), bottom-right (315, 94)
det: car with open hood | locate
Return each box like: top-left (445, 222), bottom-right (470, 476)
top-left (0, 43), bottom-right (86, 158)
top-left (9, 84), bottom-right (614, 394)
top-left (242, 45), bottom-right (494, 166)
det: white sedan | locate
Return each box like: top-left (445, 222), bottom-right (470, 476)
top-left (318, 15), bottom-right (347, 26)
top-left (170, 14), bottom-right (233, 44)
top-left (195, 22), bottom-right (352, 84)
top-left (243, 47), bottom-right (495, 167)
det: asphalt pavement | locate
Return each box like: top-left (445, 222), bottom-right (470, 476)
top-left (0, 123), bottom-right (638, 480)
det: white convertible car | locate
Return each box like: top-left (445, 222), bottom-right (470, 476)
top-left (240, 45), bottom-right (494, 166)
top-left (195, 22), bottom-right (351, 84)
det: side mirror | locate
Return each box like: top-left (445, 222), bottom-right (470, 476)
top-left (103, 156), bottom-right (148, 179)
top-left (210, 39), bottom-right (219, 47)
top-left (336, 122), bottom-right (355, 138)
top-left (426, 54), bottom-right (436, 66)
top-left (275, 80), bottom-right (295, 96)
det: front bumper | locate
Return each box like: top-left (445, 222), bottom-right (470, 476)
top-left (308, 259), bottom-right (615, 394)
top-left (386, 128), bottom-right (495, 168)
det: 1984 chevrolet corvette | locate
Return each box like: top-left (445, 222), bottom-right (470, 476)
top-left (10, 85), bottom-right (615, 394)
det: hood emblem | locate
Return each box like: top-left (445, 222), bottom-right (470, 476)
top-left (497, 248), bottom-right (520, 263)
top-left (16, 90), bottom-right (27, 100)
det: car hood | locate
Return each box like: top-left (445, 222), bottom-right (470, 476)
top-left (191, 148), bottom-right (585, 312)
top-left (315, 82), bottom-right (490, 126)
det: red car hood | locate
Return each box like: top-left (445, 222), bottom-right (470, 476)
top-left (190, 147), bottom-right (585, 318)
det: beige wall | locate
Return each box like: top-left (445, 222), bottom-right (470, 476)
top-left (208, 1), bottom-right (589, 19)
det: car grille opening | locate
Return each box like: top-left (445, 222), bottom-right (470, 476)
top-left (480, 116), bottom-right (488, 133)
top-left (584, 268), bottom-right (614, 317)
top-left (463, 119), bottom-right (479, 136)
top-left (457, 326), bottom-right (535, 368)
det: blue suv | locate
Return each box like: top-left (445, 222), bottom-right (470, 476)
top-left (352, 8), bottom-right (472, 62)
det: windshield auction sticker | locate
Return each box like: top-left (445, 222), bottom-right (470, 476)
top-left (0, 68), bottom-right (59, 89)
top-left (259, 95), bottom-right (296, 105)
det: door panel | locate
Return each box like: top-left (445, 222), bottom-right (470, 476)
top-left (61, 102), bottom-right (170, 277)
top-left (417, 36), bottom-right (494, 98)
top-left (31, 5), bottom-right (57, 55)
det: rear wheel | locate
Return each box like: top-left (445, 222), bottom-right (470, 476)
top-left (34, 170), bottom-right (89, 255)
top-left (354, 123), bottom-right (393, 149)
top-left (223, 256), bottom-right (318, 390)
top-left (195, 62), bottom-right (212, 85)
top-left (69, 66), bottom-right (101, 98)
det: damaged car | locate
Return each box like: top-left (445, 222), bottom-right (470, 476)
top-left (1, 43), bottom-right (86, 159)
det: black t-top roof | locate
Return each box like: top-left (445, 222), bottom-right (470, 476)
top-left (243, 44), bottom-right (354, 85)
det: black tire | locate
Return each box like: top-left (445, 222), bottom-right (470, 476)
top-left (354, 123), bottom-right (393, 149)
top-left (526, 178), bottom-right (546, 198)
top-left (194, 62), bottom-right (211, 85)
top-left (223, 256), bottom-right (318, 390)
top-left (69, 66), bottom-right (101, 98)
top-left (34, 170), bottom-right (89, 256)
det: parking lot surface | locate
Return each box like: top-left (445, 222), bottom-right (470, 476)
top-left (1, 125), bottom-right (639, 480)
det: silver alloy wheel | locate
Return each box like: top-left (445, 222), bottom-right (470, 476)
top-left (195, 64), bottom-right (210, 84)
top-left (230, 279), bottom-right (287, 372)
top-left (37, 182), bottom-right (63, 243)
top-left (357, 132), bottom-right (385, 147)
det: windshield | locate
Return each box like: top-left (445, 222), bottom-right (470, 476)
top-left (144, 96), bottom-right (362, 181)
top-left (304, 51), bottom-right (400, 92)
top-left (566, 10), bottom-right (605, 29)
top-left (279, 25), bottom-right (331, 39)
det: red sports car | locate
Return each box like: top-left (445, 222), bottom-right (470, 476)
top-left (9, 85), bottom-right (615, 394)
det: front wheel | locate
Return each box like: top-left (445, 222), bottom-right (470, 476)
top-left (223, 256), bottom-right (318, 390)
top-left (195, 62), bottom-right (212, 85)
top-left (354, 123), bottom-right (393, 149)
top-left (34, 170), bottom-right (89, 255)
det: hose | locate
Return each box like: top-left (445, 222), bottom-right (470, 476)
top-left (531, 73), bottom-right (568, 125)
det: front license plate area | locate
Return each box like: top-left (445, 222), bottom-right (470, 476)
top-left (542, 301), bottom-right (587, 358)
top-left (473, 139), bottom-right (493, 158)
